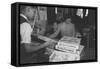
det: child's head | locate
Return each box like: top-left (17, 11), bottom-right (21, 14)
top-left (65, 18), bottom-right (71, 24)
top-left (20, 6), bottom-right (37, 20)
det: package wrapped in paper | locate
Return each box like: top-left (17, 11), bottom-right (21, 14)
top-left (56, 42), bottom-right (77, 53)
top-left (49, 50), bottom-right (80, 62)
top-left (59, 36), bottom-right (81, 49)
top-left (56, 43), bottom-right (84, 54)
top-left (56, 36), bottom-right (81, 53)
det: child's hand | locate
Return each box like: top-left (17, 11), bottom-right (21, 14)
top-left (76, 32), bottom-right (82, 37)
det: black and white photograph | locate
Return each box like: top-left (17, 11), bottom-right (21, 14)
top-left (11, 2), bottom-right (97, 66)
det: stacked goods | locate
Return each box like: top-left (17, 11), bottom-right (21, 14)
top-left (37, 35), bottom-right (84, 62)
top-left (56, 36), bottom-right (81, 53)
top-left (49, 50), bottom-right (80, 62)
top-left (49, 36), bottom-right (84, 62)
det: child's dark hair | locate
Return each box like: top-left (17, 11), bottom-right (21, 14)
top-left (56, 17), bottom-right (65, 24)
top-left (20, 6), bottom-right (37, 14)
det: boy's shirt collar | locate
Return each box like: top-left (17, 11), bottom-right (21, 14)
top-left (20, 14), bottom-right (29, 22)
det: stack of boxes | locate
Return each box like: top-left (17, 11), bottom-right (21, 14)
top-left (49, 36), bottom-right (84, 62)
